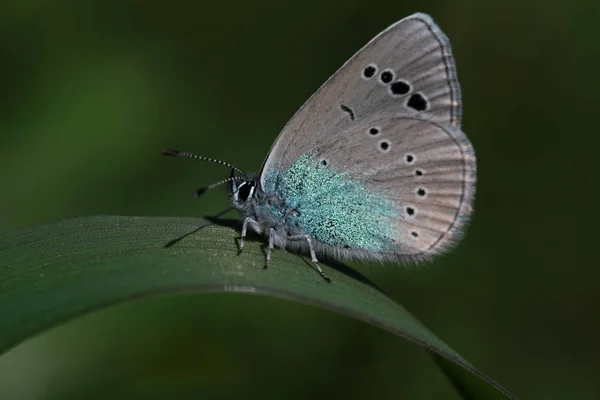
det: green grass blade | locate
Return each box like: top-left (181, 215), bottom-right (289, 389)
top-left (0, 216), bottom-right (515, 399)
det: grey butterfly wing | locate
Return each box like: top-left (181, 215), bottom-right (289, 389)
top-left (261, 13), bottom-right (462, 179)
top-left (260, 13), bottom-right (475, 259)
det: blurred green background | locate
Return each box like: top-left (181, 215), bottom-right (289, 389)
top-left (0, 0), bottom-right (596, 398)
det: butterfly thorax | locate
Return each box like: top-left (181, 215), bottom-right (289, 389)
top-left (230, 177), bottom-right (305, 243)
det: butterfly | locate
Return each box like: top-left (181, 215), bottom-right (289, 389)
top-left (163, 13), bottom-right (476, 282)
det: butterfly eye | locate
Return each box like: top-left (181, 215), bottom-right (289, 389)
top-left (238, 182), bottom-right (255, 202)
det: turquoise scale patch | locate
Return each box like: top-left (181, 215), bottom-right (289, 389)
top-left (263, 154), bottom-right (399, 251)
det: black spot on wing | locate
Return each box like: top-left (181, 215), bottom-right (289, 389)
top-left (390, 80), bottom-right (411, 96)
top-left (362, 64), bottom-right (377, 79)
top-left (340, 104), bottom-right (355, 120)
top-left (407, 93), bottom-right (428, 111)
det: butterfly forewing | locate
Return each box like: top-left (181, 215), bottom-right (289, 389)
top-left (261, 13), bottom-right (462, 180)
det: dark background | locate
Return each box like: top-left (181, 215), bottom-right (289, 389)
top-left (0, 0), bottom-right (596, 398)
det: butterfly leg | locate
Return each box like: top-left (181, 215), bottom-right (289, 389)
top-left (239, 217), bottom-right (260, 254)
top-left (288, 235), bottom-right (331, 283)
top-left (264, 228), bottom-right (276, 269)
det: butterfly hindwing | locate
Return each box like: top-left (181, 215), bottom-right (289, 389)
top-left (313, 117), bottom-right (474, 260)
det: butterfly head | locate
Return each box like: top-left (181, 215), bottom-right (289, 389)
top-left (161, 148), bottom-right (260, 208)
top-left (230, 177), bottom-right (258, 206)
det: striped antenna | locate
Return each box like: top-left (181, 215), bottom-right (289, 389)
top-left (162, 148), bottom-right (247, 178)
top-left (194, 176), bottom-right (242, 198)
